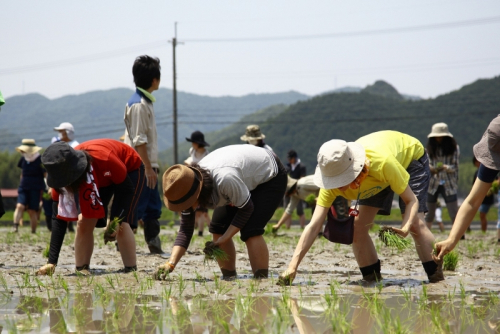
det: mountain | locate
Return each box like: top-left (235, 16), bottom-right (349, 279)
top-left (362, 80), bottom-right (404, 100)
top-left (207, 76), bottom-right (500, 180)
top-left (0, 88), bottom-right (309, 152)
top-left (321, 84), bottom-right (421, 101)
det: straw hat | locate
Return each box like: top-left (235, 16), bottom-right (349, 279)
top-left (473, 115), bottom-right (500, 170)
top-left (162, 165), bottom-right (203, 211)
top-left (314, 140), bottom-right (366, 189)
top-left (41, 142), bottom-right (88, 188)
top-left (240, 125), bottom-right (265, 141)
top-left (427, 122), bottom-right (453, 138)
top-left (16, 139), bottom-right (42, 154)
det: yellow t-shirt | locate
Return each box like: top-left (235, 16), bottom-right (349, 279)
top-left (317, 131), bottom-right (424, 208)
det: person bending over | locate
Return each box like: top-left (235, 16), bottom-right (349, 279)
top-left (279, 131), bottom-right (443, 284)
top-left (155, 144), bottom-right (287, 279)
top-left (37, 140), bottom-right (145, 275)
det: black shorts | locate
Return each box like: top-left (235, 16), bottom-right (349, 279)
top-left (209, 156), bottom-right (287, 241)
top-left (96, 165), bottom-right (145, 228)
top-left (358, 153), bottom-right (430, 215)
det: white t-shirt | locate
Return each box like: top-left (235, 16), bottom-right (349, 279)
top-left (186, 147), bottom-right (209, 165)
top-left (199, 145), bottom-right (278, 208)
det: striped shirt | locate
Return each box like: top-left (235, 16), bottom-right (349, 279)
top-left (427, 145), bottom-right (460, 196)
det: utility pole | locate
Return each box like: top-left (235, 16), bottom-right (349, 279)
top-left (171, 22), bottom-right (179, 165)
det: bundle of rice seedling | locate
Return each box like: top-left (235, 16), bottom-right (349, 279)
top-left (203, 241), bottom-right (229, 263)
top-left (104, 216), bottom-right (123, 244)
top-left (443, 250), bottom-right (459, 271)
top-left (491, 180), bottom-right (499, 194)
top-left (436, 162), bottom-right (443, 169)
top-left (378, 226), bottom-right (412, 251)
top-left (264, 224), bottom-right (277, 236)
top-left (42, 192), bottom-right (52, 201)
top-left (305, 194), bottom-right (316, 206)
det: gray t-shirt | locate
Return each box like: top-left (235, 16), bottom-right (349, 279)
top-left (198, 145), bottom-right (278, 208)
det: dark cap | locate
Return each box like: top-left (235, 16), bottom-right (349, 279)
top-left (42, 142), bottom-right (88, 188)
top-left (186, 131), bottom-right (210, 147)
top-left (287, 150), bottom-right (298, 159)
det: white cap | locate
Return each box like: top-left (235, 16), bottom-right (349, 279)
top-left (54, 122), bottom-right (75, 132)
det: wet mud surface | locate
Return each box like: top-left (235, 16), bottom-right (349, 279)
top-left (0, 225), bottom-right (499, 333)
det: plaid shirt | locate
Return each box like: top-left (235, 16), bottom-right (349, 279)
top-left (428, 145), bottom-right (460, 196)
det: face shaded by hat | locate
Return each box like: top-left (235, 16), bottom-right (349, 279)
top-left (428, 122), bottom-right (453, 138)
top-left (41, 142), bottom-right (88, 188)
top-left (473, 115), bottom-right (500, 170)
top-left (314, 140), bottom-right (366, 189)
top-left (240, 125), bottom-right (265, 142)
top-left (16, 139), bottom-right (42, 154)
top-left (162, 164), bottom-right (203, 211)
top-left (186, 131), bottom-right (210, 147)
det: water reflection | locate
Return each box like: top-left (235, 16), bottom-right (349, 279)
top-left (0, 289), bottom-right (499, 333)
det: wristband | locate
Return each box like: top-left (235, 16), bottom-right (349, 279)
top-left (165, 261), bottom-right (175, 271)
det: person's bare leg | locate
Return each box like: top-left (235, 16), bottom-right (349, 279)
top-left (27, 209), bottom-right (38, 233)
top-left (352, 206), bottom-right (379, 267)
top-left (13, 203), bottom-right (24, 232)
top-left (75, 217), bottom-right (97, 267)
top-left (425, 202), bottom-right (436, 231)
top-left (116, 223), bottom-right (137, 267)
top-left (245, 235), bottom-right (269, 274)
top-left (299, 214), bottom-right (306, 229)
top-left (212, 233), bottom-right (236, 271)
top-left (284, 215), bottom-right (292, 229)
top-left (480, 212), bottom-right (487, 232)
top-left (409, 212), bottom-right (435, 262)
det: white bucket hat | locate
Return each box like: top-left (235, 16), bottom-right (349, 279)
top-left (314, 139), bottom-right (366, 189)
top-left (428, 122), bottom-right (453, 138)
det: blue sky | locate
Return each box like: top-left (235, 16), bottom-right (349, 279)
top-left (1, 0), bottom-right (499, 99)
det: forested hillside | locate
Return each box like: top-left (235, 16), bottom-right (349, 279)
top-left (0, 89), bottom-right (308, 152)
top-left (208, 76), bottom-right (500, 195)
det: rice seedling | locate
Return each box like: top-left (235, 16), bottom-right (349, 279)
top-left (378, 226), bottom-right (412, 251)
top-left (104, 216), bottom-right (123, 244)
top-left (443, 250), bottom-right (459, 271)
top-left (41, 244), bottom-right (50, 258)
top-left (264, 223), bottom-right (277, 236)
top-left (203, 241), bottom-right (229, 263)
top-left (177, 273), bottom-right (187, 297)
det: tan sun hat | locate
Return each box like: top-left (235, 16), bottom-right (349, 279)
top-left (473, 115), bottom-right (500, 170)
top-left (162, 164), bottom-right (203, 211)
top-left (16, 139), bottom-right (42, 154)
top-left (285, 176), bottom-right (299, 196)
top-left (428, 122), bottom-right (453, 138)
top-left (240, 125), bottom-right (265, 141)
top-left (314, 139), bottom-right (366, 189)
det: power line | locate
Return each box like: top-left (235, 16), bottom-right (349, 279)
top-left (0, 40), bottom-right (168, 76)
top-left (183, 16), bottom-right (500, 43)
top-left (2, 16), bottom-right (499, 76)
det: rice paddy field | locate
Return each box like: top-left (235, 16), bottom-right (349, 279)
top-left (0, 222), bottom-right (499, 333)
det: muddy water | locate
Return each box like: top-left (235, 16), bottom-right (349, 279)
top-left (0, 287), bottom-right (499, 333)
top-left (0, 227), bottom-right (500, 333)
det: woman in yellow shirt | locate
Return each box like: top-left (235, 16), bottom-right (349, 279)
top-left (280, 131), bottom-right (443, 284)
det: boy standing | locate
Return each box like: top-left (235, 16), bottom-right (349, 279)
top-left (124, 55), bottom-right (163, 254)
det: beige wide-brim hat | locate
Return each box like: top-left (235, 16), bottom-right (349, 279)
top-left (314, 140), bottom-right (366, 189)
top-left (162, 164), bottom-right (203, 211)
top-left (473, 115), bottom-right (500, 170)
top-left (285, 176), bottom-right (299, 196)
top-left (16, 139), bottom-right (42, 154)
top-left (240, 124), bottom-right (265, 141)
top-left (428, 122), bottom-right (453, 138)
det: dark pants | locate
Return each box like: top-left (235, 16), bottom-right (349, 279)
top-left (135, 168), bottom-right (162, 242)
